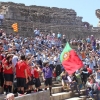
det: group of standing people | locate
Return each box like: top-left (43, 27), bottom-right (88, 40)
top-left (0, 28), bottom-right (100, 100)
top-left (0, 29), bottom-right (63, 97)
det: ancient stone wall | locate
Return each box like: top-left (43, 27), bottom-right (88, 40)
top-left (0, 2), bottom-right (100, 38)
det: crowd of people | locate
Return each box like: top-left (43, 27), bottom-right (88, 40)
top-left (0, 28), bottom-right (100, 100)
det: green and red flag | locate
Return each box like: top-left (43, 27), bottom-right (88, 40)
top-left (60, 42), bottom-right (83, 75)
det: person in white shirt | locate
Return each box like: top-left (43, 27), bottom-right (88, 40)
top-left (89, 59), bottom-right (94, 70)
top-left (0, 14), bottom-right (4, 25)
top-left (12, 53), bottom-right (18, 67)
top-left (34, 28), bottom-right (40, 36)
top-left (52, 33), bottom-right (55, 37)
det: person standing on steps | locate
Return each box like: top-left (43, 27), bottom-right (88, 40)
top-left (42, 60), bottom-right (53, 96)
top-left (3, 54), bottom-right (14, 94)
top-left (0, 50), bottom-right (4, 88)
top-left (16, 55), bottom-right (28, 94)
top-left (33, 63), bottom-right (42, 92)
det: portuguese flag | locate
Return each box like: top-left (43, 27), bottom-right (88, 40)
top-left (60, 42), bottom-right (83, 75)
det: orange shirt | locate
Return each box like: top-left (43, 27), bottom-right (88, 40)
top-left (81, 52), bottom-right (86, 59)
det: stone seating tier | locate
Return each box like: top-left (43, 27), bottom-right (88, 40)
top-left (0, 76), bottom-right (97, 100)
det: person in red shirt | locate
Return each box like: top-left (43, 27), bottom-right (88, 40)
top-left (3, 54), bottom-right (14, 94)
top-left (16, 55), bottom-right (28, 94)
top-left (86, 65), bottom-right (92, 75)
top-left (26, 64), bottom-right (33, 93)
top-left (24, 56), bottom-right (33, 94)
top-left (0, 51), bottom-right (4, 87)
top-left (2, 52), bottom-right (9, 94)
top-left (33, 63), bottom-right (42, 92)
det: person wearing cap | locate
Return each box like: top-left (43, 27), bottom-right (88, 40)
top-left (42, 60), bottom-right (53, 96)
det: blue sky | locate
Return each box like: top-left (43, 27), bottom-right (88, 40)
top-left (1, 0), bottom-right (100, 26)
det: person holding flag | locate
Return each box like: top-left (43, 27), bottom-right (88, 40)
top-left (60, 43), bottom-right (83, 96)
top-left (60, 42), bottom-right (83, 75)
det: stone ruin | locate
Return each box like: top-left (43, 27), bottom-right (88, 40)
top-left (0, 2), bottom-right (100, 38)
top-left (96, 9), bottom-right (100, 27)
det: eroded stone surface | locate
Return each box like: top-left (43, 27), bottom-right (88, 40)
top-left (15, 91), bottom-right (50, 100)
top-left (0, 2), bottom-right (100, 38)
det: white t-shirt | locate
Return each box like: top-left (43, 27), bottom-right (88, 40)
top-left (12, 55), bottom-right (18, 67)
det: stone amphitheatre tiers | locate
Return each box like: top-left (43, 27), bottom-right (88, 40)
top-left (0, 2), bottom-right (100, 38)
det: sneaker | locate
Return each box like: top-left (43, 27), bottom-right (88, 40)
top-left (17, 93), bottom-right (24, 96)
top-left (34, 90), bottom-right (37, 92)
top-left (38, 89), bottom-right (43, 92)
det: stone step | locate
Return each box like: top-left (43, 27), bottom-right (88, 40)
top-left (0, 85), bottom-right (85, 95)
top-left (73, 90), bottom-right (86, 97)
top-left (50, 89), bottom-right (86, 100)
top-left (0, 81), bottom-right (61, 94)
top-left (38, 81), bottom-right (61, 88)
top-left (66, 95), bottom-right (98, 100)
top-left (0, 90), bottom-right (50, 100)
top-left (52, 86), bottom-right (62, 94)
top-left (65, 97), bottom-right (86, 100)
top-left (50, 92), bottom-right (72, 100)
top-left (0, 89), bottom-right (94, 100)
top-left (53, 83), bottom-right (62, 87)
top-left (0, 94), bottom-right (6, 100)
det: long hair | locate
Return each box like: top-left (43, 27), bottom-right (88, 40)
top-left (6, 54), bottom-right (13, 65)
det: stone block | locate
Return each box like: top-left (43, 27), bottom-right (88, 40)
top-left (15, 91), bottom-right (50, 100)
top-left (51, 92), bottom-right (72, 100)
top-left (0, 94), bottom-right (6, 100)
top-left (66, 97), bottom-right (86, 100)
top-left (51, 87), bottom-right (62, 94)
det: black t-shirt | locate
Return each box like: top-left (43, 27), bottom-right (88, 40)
top-left (62, 39), bottom-right (66, 44)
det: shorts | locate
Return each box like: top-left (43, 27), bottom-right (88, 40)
top-left (17, 77), bottom-right (26, 87)
top-left (35, 78), bottom-right (41, 88)
top-left (4, 74), bottom-right (13, 82)
top-left (28, 77), bottom-right (34, 85)
top-left (25, 79), bottom-right (29, 90)
top-left (45, 77), bottom-right (52, 86)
